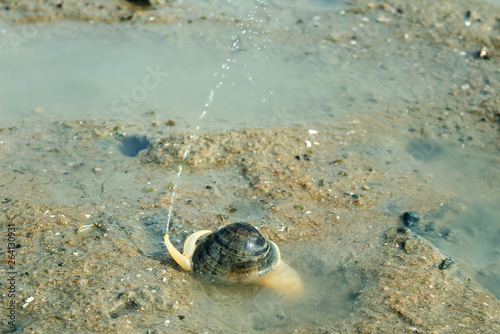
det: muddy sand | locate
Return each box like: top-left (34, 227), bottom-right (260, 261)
top-left (1, 108), bottom-right (499, 333)
top-left (1, 0), bottom-right (500, 333)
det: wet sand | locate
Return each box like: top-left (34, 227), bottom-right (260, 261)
top-left (1, 108), bottom-right (499, 333)
top-left (1, 0), bottom-right (500, 333)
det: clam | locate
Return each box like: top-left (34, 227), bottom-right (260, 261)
top-left (164, 222), bottom-right (304, 298)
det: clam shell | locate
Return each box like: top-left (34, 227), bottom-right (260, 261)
top-left (192, 222), bottom-right (280, 284)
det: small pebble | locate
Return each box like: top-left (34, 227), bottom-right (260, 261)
top-left (477, 46), bottom-right (491, 59)
top-left (439, 257), bottom-right (454, 270)
top-left (401, 211), bottom-right (420, 228)
top-left (294, 154), bottom-right (312, 161)
top-left (331, 159), bottom-right (345, 165)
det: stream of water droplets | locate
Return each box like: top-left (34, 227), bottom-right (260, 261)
top-left (165, 0), bottom-right (274, 233)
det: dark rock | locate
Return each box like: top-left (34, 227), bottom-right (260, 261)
top-left (126, 0), bottom-right (151, 6)
top-left (401, 211), bottom-right (421, 228)
top-left (439, 257), bottom-right (454, 270)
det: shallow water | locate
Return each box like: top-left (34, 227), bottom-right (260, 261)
top-left (193, 260), bottom-right (364, 333)
top-left (134, 221), bottom-right (365, 333)
top-left (0, 0), bottom-right (499, 331)
top-left (0, 4), bottom-right (468, 130)
top-left (409, 144), bottom-right (500, 297)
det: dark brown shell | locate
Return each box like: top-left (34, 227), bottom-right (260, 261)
top-left (192, 222), bottom-right (279, 284)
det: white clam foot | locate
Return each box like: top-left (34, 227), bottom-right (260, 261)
top-left (255, 260), bottom-right (304, 300)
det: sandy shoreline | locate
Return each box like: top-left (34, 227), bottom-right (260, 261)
top-left (1, 109), bottom-right (499, 332)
